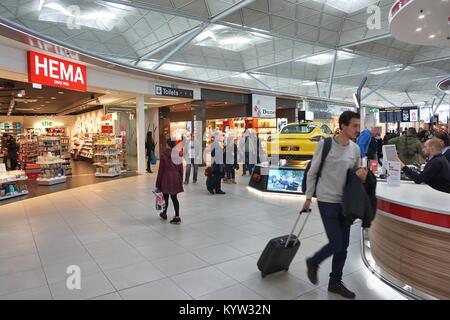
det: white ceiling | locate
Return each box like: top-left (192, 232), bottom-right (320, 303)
top-left (0, 0), bottom-right (449, 109)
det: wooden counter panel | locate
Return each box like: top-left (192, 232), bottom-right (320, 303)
top-left (370, 214), bottom-right (450, 299)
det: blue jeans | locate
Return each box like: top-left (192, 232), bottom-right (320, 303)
top-left (185, 159), bottom-right (198, 183)
top-left (310, 202), bottom-right (351, 284)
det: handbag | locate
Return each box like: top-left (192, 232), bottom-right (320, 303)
top-left (151, 153), bottom-right (157, 165)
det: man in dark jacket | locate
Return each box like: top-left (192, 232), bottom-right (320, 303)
top-left (399, 138), bottom-right (450, 193)
top-left (6, 135), bottom-right (19, 170)
top-left (342, 169), bottom-right (377, 228)
top-left (209, 133), bottom-right (225, 195)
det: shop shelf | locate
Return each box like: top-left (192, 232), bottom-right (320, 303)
top-left (0, 190), bottom-right (29, 201)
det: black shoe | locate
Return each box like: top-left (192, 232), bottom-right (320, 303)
top-left (207, 188), bottom-right (215, 195)
top-left (170, 216), bottom-right (181, 224)
top-left (193, 180), bottom-right (197, 183)
top-left (159, 212), bottom-right (167, 220)
top-left (306, 258), bottom-right (319, 285)
top-left (184, 181), bottom-right (189, 185)
top-left (215, 190), bottom-right (226, 194)
top-left (328, 281), bottom-right (356, 299)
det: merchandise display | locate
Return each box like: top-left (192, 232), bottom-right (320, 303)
top-left (18, 137), bottom-right (39, 169)
top-left (38, 136), bottom-right (62, 157)
top-left (0, 166), bottom-right (28, 200)
top-left (93, 134), bottom-right (122, 177)
top-left (36, 153), bottom-right (67, 185)
top-left (78, 135), bottom-right (94, 160)
top-left (0, 121), bottom-right (22, 136)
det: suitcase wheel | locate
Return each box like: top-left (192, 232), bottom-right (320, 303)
top-left (285, 268), bottom-right (289, 272)
top-left (261, 273), bottom-right (266, 278)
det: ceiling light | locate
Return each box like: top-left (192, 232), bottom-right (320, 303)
top-left (429, 34), bottom-right (436, 38)
top-left (159, 63), bottom-right (190, 72)
top-left (416, 27), bottom-right (422, 32)
top-left (232, 73), bottom-right (252, 80)
top-left (312, 0), bottom-right (380, 14)
top-left (58, 91), bottom-right (64, 94)
top-left (51, 97), bottom-right (56, 99)
top-left (296, 52), bottom-right (355, 66)
top-left (418, 14), bottom-right (425, 19)
top-left (45, 101), bottom-right (50, 104)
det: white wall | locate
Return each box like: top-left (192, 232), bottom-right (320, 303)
top-left (145, 107), bottom-right (159, 158)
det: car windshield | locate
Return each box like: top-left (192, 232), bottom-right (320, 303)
top-left (281, 124), bottom-right (317, 134)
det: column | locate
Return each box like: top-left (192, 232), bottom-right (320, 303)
top-left (191, 100), bottom-right (206, 165)
top-left (136, 94), bottom-right (146, 175)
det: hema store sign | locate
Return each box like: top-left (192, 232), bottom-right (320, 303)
top-left (27, 51), bottom-right (87, 92)
top-left (252, 94), bottom-right (276, 118)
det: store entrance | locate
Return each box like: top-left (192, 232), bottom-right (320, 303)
top-left (0, 77), bottom-right (137, 205)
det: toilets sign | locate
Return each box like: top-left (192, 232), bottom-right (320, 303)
top-left (27, 51), bottom-right (87, 92)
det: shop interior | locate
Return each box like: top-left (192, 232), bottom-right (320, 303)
top-left (0, 77), bottom-right (144, 203)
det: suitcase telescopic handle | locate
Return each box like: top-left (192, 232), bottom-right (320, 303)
top-left (285, 209), bottom-right (312, 248)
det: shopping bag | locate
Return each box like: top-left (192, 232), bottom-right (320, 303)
top-left (152, 188), bottom-right (166, 211)
top-left (151, 153), bottom-right (157, 165)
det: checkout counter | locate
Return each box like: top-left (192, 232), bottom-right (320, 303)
top-left (369, 180), bottom-right (450, 299)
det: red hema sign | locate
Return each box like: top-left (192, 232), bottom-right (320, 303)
top-left (27, 51), bottom-right (87, 92)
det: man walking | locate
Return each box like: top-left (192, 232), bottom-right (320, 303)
top-left (303, 111), bottom-right (368, 299)
top-left (184, 134), bottom-right (201, 184)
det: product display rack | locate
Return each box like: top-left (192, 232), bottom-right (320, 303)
top-left (38, 136), bottom-right (62, 157)
top-left (79, 136), bottom-right (94, 160)
top-left (0, 170), bottom-right (29, 201)
top-left (0, 122), bottom-right (22, 136)
top-left (93, 134), bottom-right (122, 178)
top-left (18, 137), bottom-right (39, 170)
top-left (36, 157), bottom-right (67, 186)
top-left (60, 136), bottom-right (72, 175)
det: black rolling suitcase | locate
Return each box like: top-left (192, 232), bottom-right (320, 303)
top-left (257, 209), bottom-right (311, 278)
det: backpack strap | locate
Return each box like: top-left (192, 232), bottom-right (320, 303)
top-left (315, 137), bottom-right (332, 186)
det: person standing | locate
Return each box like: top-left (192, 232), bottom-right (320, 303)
top-left (6, 135), bottom-right (19, 170)
top-left (242, 127), bottom-right (256, 176)
top-left (388, 127), bottom-right (423, 165)
top-left (356, 127), bottom-right (380, 161)
top-left (398, 138), bottom-right (450, 193)
top-left (209, 133), bottom-right (226, 194)
top-left (184, 134), bottom-right (200, 184)
top-left (433, 131), bottom-right (450, 165)
top-left (145, 131), bottom-right (155, 173)
top-left (224, 136), bottom-right (238, 184)
top-left (156, 138), bottom-right (183, 224)
top-left (303, 111), bottom-right (368, 299)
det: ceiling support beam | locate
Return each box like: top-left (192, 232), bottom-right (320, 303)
top-left (315, 81), bottom-right (321, 98)
top-left (405, 91), bottom-right (415, 106)
top-left (151, 0), bottom-right (257, 71)
top-left (337, 33), bottom-right (391, 49)
top-left (327, 50), bottom-right (338, 99)
top-left (361, 65), bottom-right (408, 101)
top-left (433, 93), bottom-right (447, 114)
top-left (374, 91), bottom-right (399, 108)
top-left (247, 73), bottom-right (272, 91)
top-left (134, 27), bottom-right (201, 65)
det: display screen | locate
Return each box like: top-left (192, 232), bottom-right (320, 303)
top-left (402, 109), bottom-right (410, 122)
top-left (394, 110), bottom-right (402, 122)
top-left (266, 168), bottom-right (305, 194)
top-left (386, 111), bottom-right (394, 123)
top-left (379, 110), bottom-right (387, 123)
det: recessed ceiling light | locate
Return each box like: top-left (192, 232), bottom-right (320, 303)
top-left (416, 27), bottom-right (422, 32)
top-left (429, 34), bottom-right (436, 38)
top-left (58, 91), bottom-right (64, 94)
top-left (418, 14), bottom-right (425, 19)
top-left (45, 101), bottom-right (50, 104)
top-left (51, 97), bottom-right (56, 99)
top-left (40, 104), bottom-right (45, 107)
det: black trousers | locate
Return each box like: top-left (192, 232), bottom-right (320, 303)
top-left (225, 164), bottom-right (235, 179)
top-left (146, 155), bottom-right (152, 172)
top-left (163, 193), bottom-right (180, 216)
top-left (210, 173), bottom-right (222, 192)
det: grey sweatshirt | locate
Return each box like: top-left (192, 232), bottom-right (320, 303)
top-left (305, 138), bottom-right (361, 203)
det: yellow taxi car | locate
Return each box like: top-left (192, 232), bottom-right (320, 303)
top-left (266, 122), bottom-right (333, 161)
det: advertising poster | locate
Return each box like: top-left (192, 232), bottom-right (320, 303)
top-left (387, 161), bottom-right (401, 187)
top-left (252, 94), bottom-right (276, 118)
top-left (267, 168), bottom-right (305, 194)
top-left (409, 109), bottom-right (418, 122)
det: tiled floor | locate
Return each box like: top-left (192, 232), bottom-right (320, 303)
top-left (0, 170), bottom-right (407, 300)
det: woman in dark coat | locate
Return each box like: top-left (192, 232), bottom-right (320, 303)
top-left (156, 138), bottom-right (183, 224)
